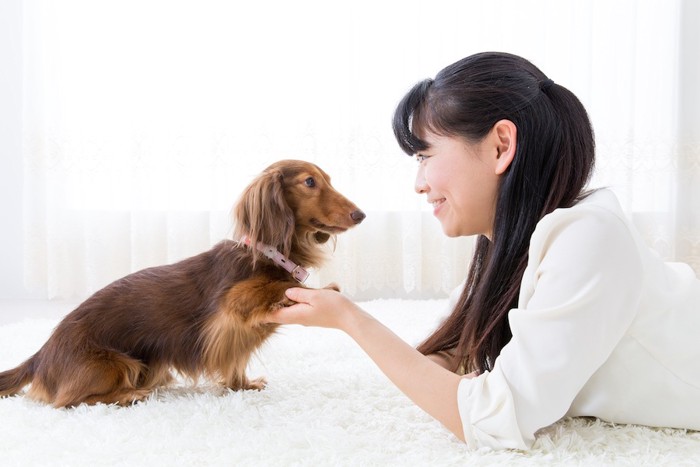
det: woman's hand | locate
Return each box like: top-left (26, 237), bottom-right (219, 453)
top-left (266, 285), bottom-right (467, 442)
top-left (267, 286), bottom-right (361, 331)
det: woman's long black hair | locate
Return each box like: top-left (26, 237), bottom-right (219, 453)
top-left (393, 52), bottom-right (595, 373)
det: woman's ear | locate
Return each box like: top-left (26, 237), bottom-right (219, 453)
top-left (492, 119), bottom-right (517, 175)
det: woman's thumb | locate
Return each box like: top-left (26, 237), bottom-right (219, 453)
top-left (285, 287), bottom-right (310, 303)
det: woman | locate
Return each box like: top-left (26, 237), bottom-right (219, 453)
top-left (267, 52), bottom-right (700, 449)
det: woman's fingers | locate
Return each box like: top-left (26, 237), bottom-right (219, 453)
top-left (265, 287), bottom-right (317, 325)
top-left (284, 287), bottom-right (313, 304)
top-left (267, 286), bottom-right (347, 328)
top-left (267, 302), bottom-right (307, 324)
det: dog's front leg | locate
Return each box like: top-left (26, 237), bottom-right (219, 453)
top-left (209, 277), bottom-right (300, 391)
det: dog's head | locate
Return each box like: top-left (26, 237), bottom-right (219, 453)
top-left (233, 159), bottom-right (365, 267)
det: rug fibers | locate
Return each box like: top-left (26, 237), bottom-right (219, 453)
top-left (0, 299), bottom-right (699, 466)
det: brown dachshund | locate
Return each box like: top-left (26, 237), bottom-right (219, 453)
top-left (0, 160), bottom-right (365, 407)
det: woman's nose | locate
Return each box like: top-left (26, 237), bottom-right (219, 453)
top-left (415, 166), bottom-right (428, 194)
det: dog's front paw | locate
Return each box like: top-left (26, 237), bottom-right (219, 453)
top-left (323, 282), bottom-right (341, 292)
top-left (244, 377), bottom-right (267, 391)
top-left (225, 376), bottom-right (268, 391)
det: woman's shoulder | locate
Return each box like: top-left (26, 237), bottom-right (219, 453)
top-left (531, 188), bottom-right (634, 252)
top-left (523, 188), bottom-right (646, 295)
top-left (519, 188), bottom-right (645, 311)
top-left (542, 188), bottom-right (627, 227)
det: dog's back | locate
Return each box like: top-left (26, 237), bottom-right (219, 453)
top-left (45, 240), bottom-right (254, 371)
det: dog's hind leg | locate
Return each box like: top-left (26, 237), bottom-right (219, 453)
top-left (51, 350), bottom-right (148, 407)
top-left (138, 364), bottom-right (175, 390)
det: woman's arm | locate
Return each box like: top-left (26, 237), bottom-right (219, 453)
top-left (427, 351), bottom-right (454, 369)
top-left (267, 287), bottom-right (470, 442)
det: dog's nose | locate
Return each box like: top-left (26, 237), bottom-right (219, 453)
top-left (351, 210), bottom-right (366, 224)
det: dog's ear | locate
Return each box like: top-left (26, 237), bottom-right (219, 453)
top-left (233, 169), bottom-right (295, 260)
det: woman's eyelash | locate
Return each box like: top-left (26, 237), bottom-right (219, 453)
top-left (416, 154), bottom-right (430, 163)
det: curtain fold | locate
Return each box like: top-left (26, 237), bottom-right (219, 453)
top-left (21, 0), bottom-right (698, 299)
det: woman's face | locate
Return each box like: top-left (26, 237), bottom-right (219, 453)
top-left (414, 131), bottom-right (501, 239)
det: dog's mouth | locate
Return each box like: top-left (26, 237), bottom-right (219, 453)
top-left (309, 218), bottom-right (348, 233)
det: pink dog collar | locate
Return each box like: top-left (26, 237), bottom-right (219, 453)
top-left (240, 236), bottom-right (310, 283)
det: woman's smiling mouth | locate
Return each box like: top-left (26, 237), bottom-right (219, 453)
top-left (430, 198), bottom-right (446, 215)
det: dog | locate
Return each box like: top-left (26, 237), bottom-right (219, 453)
top-left (0, 159), bottom-right (365, 407)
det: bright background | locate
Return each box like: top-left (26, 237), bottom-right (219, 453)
top-left (1, 0), bottom-right (699, 302)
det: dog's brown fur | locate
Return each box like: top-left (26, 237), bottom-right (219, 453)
top-left (0, 160), bottom-right (364, 407)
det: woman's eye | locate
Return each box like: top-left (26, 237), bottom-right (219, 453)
top-left (416, 154), bottom-right (429, 163)
top-left (304, 177), bottom-right (316, 187)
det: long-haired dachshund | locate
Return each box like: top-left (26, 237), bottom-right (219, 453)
top-left (0, 160), bottom-right (365, 407)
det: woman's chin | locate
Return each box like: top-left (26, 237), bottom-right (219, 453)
top-left (440, 225), bottom-right (461, 238)
top-left (440, 222), bottom-right (480, 238)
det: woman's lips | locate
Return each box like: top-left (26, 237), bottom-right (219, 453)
top-left (430, 198), bottom-right (445, 216)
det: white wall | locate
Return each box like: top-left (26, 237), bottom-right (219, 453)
top-left (0, 0), bottom-right (36, 299)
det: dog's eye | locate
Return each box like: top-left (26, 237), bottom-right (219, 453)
top-left (304, 177), bottom-right (316, 188)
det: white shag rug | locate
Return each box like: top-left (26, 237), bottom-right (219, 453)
top-left (1, 299), bottom-right (699, 467)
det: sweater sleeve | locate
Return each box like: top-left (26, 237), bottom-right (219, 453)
top-left (457, 205), bottom-right (644, 449)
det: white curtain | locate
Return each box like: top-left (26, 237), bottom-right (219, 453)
top-left (22, 0), bottom-right (699, 300)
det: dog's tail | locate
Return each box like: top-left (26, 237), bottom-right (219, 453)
top-left (0, 355), bottom-right (36, 397)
